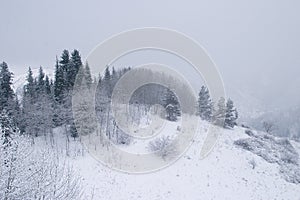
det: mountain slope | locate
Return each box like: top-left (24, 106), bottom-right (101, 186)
top-left (55, 119), bottom-right (300, 200)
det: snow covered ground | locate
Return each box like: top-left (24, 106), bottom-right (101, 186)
top-left (38, 117), bottom-right (300, 200)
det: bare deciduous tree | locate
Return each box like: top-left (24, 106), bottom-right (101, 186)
top-left (262, 121), bottom-right (276, 134)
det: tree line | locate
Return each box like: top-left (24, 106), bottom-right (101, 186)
top-left (0, 50), bottom-right (239, 145)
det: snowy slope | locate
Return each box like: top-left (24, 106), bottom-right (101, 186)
top-left (45, 117), bottom-right (300, 200)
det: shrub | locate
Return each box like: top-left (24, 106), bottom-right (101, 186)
top-left (148, 136), bottom-right (178, 160)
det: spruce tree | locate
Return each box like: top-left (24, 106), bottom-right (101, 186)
top-left (54, 58), bottom-right (66, 103)
top-left (0, 62), bottom-right (15, 113)
top-left (163, 89), bottom-right (181, 121)
top-left (59, 49), bottom-right (70, 72)
top-left (22, 68), bottom-right (39, 136)
top-left (25, 67), bottom-right (35, 100)
top-left (224, 98), bottom-right (238, 128)
top-left (197, 86), bottom-right (213, 121)
top-left (45, 75), bottom-right (51, 95)
top-left (67, 49), bottom-right (82, 90)
top-left (85, 62), bottom-right (93, 89)
top-left (0, 109), bottom-right (18, 146)
top-left (37, 66), bottom-right (45, 94)
top-left (102, 66), bottom-right (112, 98)
top-left (213, 97), bottom-right (226, 127)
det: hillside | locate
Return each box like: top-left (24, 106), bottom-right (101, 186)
top-left (42, 118), bottom-right (300, 200)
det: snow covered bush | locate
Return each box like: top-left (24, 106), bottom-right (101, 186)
top-left (0, 111), bottom-right (83, 199)
top-left (148, 136), bottom-right (178, 160)
top-left (279, 163), bottom-right (300, 184)
top-left (245, 130), bottom-right (255, 137)
top-left (234, 130), bottom-right (300, 183)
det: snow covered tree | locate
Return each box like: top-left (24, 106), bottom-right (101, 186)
top-left (37, 66), bottom-right (45, 94)
top-left (59, 49), bottom-right (70, 72)
top-left (0, 109), bottom-right (17, 147)
top-left (36, 67), bottom-right (54, 136)
top-left (67, 49), bottom-right (82, 90)
top-left (73, 66), bottom-right (96, 137)
top-left (22, 67), bottom-right (38, 137)
top-left (213, 97), bottom-right (226, 127)
top-left (70, 122), bottom-right (78, 140)
top-left (0, 124), bottom-right (83, 200)
top-left (104, 66), bottom-right (111, 82)
top-left (45, 75), bottom-right (52, 95)
top-left (21, 67), bottom-right (54, 138)
top-left (262, 121), bottom-right (275, 134)
top-left (163, 89), bottom-right (181, 121)
top-left (85, 62), bottom-right (93, 89)
top-left (54, 57), bottom-right (66, 104)
top-left (0, 62), bottom-right (15, 116)
top-left (197, 86), bottom-right (213, 121)
top-left (224, 98), bottom-right (238, 128)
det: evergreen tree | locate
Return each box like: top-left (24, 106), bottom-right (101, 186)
top-left (45, 75), bottom-right (51, 95)
top-left (59, 49), bottom-right (70, 72)
top-left (163, 89), bottom-right (181, 121)
top-left (67, 49), bottom-right (82, 90)
top-left (54, 58), bottom-right (66, 103)
top-left (21, 67), bottom-right (54, 137)
top-left (102, 66), bottom-right (112, 98)
top-left (104, 66), bottom-right (111, 82)
top-left (197, 86), bottom-right (213, 121)
top-left (37, 66), bottom-right (45, 94)
top-left (12, 97), bottom-right (23, 133)
top-left (25, 67), bottom-right (35, 99)
top-left (0, 62), bottom-right (15, 113)
top-left (70, 122), bottom-right (78, 140)
top-left (22, 68), bottom-right (38, 137)
top-left (0, 109), bottom-right (18, 147)
top-left (224, 98), bottom-right (238, 128)
top-left (213, 97), bottom-right (226, 127)
top-left (85, 62), bottom-right (93, 89)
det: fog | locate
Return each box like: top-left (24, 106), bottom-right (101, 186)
top-left (1, 0), bottom-right (300, 116)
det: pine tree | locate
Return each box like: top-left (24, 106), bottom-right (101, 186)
top-left (163, 89), bottom-right (181, 121)
top-left (0, 62), bottom-right (15, 114)
top-left (104, 66), bottom-right (111, 82)
top-left (213, 97), bottom-right (226, 127)
top-left (102, 66), bottom-right (112, 98)
top-left (224, 98), bottom-right (238, 128)
top-left (0, 109), bottom-right (18, 147)
top-left (73, 66), bottom-right (96, 137)
top-left (12, 96), bottom-right (23, 133)
top-left (54, 58), bottom-right (66, 103)
top-left (25, 67), bottom-right (35, 99)
top-left (85, 62), bottom-right (93, 89)
top-left (197, 86), bottom-right (213, 121)
top-left (35, 67), bottom-right (54, 136)
top-left (67, 49), bottom-right (82, 90)
top-left (59, 50), bottom-right (70, 72)
top-left (45, 75), bottom-right (51, 95)
top-left (37, 66), bottom-right (45, 94)
top-left (22, 68), bottom-right (39, 137)
top-left (70, 122), bottom-right (78, 140)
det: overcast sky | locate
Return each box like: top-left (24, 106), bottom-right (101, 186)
top-left (1, 0), bottom-right (300, 111)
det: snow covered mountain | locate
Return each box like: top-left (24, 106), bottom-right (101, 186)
top-left (42, 118), bottom-right (300, 200)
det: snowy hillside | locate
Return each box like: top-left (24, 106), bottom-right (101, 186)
top-left (40, 118), bottom-right (300, 200)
